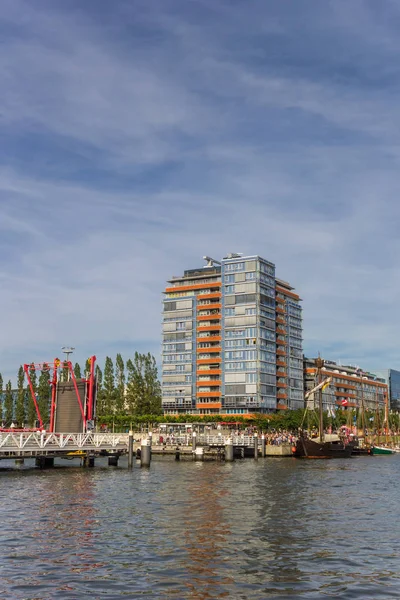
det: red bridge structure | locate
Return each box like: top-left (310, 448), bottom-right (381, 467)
top-left (23, 356), bottom-right (97, 433)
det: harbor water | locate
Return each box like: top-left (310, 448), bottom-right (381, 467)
top-left (1, 456), bottom-right (400, 599)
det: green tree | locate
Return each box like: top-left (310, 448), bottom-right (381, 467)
top-left (0, 373), bottom-right (3, 424)
top-left (74, 363), bottom-right (82, 379)
top-left (85, 358), bottom-right (91, 378)
top-left (115, 353), bottom-right (125, 414)
top-left (38, 364), bottom-right (51, 426)
top-left (126, 353), bottom-right (162, 416)
top-left (15, 366), bottom-right (26, 426)
top-left (103, 357), bottom-right (116, 414)
top-left (4, 380), bottom-right (14, 425)
top-left (62, 361), bottom-right (69, 382)
top-left (95, 365), bottom-right (104, 414)
top-left (26, 363), bottom-right (38, 426)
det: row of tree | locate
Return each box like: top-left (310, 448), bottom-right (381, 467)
top-left (0, 352), bottom-right (162, 427)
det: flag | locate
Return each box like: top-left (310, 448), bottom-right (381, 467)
top-left (321, 380), bottom-right (331, 391)
top-left (327, 405), bottom-right (336, 418)
top-left (341, 398), bottom-right (349, 406)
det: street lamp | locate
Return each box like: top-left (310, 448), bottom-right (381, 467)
top-left (61, 347), bottom-right (75, 381)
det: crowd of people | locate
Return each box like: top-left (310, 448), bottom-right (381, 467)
top-left (150, 426), bottom-right (297, 446)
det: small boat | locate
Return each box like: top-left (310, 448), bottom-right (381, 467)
top-left (371, 445), bottom-right (395, 455)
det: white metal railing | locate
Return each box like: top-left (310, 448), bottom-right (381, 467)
top-left (0, 432), bottom-right (260, 455)
top-left (154, 435), bottom-right (257, 447)
top-left (0, 432), bottom-right (130, 453)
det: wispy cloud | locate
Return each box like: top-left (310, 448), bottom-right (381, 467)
top-left (1, 0), bottom-right (400, 381)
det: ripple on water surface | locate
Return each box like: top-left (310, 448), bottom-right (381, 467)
top-left (0, 456), bottom-right (400, 598)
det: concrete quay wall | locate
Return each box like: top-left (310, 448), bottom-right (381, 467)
top-left (265, 444), bottom-right (293, 457)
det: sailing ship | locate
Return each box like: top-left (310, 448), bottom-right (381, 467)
top-left (370, 386), bottom-right (396, 454)
top-left (293, 357), bottom-right (353, 459)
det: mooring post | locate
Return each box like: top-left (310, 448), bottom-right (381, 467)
top-left (141, 438), bottom-right (151, 467)
top-left (225, 437), bottom-right (234, 462)
top-left (261, 434), bottom-right (266, 458)
top-left (108, 454), bottom-right (119, 466)
top-left (148, 431), bottom-right (152, 447)
top-left (128, 430), bottom-right (134, 469)
top-left (254, 432), bottom-right (258, 460)
top-left (192, 431), bottom-right (197, 452)
top-left (175, 446), bottom-right (180, 461)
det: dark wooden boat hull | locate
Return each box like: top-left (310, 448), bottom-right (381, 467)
top-left (293, 437), bottom-right (353, 459)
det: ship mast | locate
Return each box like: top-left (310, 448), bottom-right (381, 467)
top-left (315, 356), bottom-right (325, 442)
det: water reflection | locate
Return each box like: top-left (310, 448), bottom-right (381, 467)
top-left (182, 462), bottom-right (233, 598)
top-left (1, 457), bottom-right (400, 598)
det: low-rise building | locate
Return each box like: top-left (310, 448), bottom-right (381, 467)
top-left (304, 358), bottom-right (388, 412)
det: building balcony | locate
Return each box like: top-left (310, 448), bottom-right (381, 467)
top-left (196, 369), bottom-right (222, 376)
top-left (165, 282), bottom-right (221, 294)
top-left (197, 314), bottom-right (221, 322)
top-left (276, 360), bottom-right (286, 367)
top-left (197, 292), bottom-right (222, 300)
top-left (334, 382), bottom-right (356, 390)
top-left (277, 403), bottom-right (288, 410)
top-left (198, 336), bottom-right (222, 343)
top-left (276, 371), bottom-right (287, 377)
top-left (197, 357), bottom-right (222, 364)
top-left (277, 382), bottom-right (287, 388)
top-left (334, 391), bottom-right (356, 398)
top-left (197, 391), bottom-right (222, 398)
top-left (197, 347), bottom-right (222, 354)
top-left (276, 306), bottom-right (285, 314)
top-left (276, 349), bottom-right (286, 356)
top-left (197, 303), bottom-right (222, 311)
top-left (195, 402), bottom-right (222, 409)
top-left (277, 392), bottom-right (287, 400)
top-left (197, 324), bottom-right (221, 332)
top-left (276, 296), bottom-right (285, 304)
top-left (276, 317), bottom-right (286, 325)
top-left (196, 380), bottom-right (222, 387)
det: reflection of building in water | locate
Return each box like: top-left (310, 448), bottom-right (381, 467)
top-left (182, 464), bottom-right (234, 599)
top-left (32, 472), bottom-right (104, 587)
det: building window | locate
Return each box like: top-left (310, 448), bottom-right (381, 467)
top-left (225, 262), bottom-right (244, 271)
top-left (225, 285), bottom-right (235, 294)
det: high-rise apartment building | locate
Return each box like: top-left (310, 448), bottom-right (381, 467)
top-left (162, 254), bottom-right (303, 416)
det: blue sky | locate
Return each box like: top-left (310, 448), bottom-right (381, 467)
top-left (1, 0), bottom-right (400, 382)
